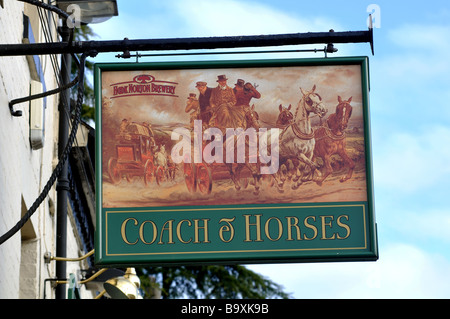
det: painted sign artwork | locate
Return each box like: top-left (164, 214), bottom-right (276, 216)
top-left (95, 57), bottom-right (378, 266)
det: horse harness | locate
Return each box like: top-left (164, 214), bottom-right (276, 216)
top-left (315, 121), bottom-right (346, 141)
top-left (282, 91), bottom-right (320, 141)
top-left (279, 120), bottom-right (346, 142)
top-left (279, 121), bottom-right (315, 141)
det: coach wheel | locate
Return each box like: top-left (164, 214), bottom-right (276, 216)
top-left (196, 163), bottom-right (212, 195)
top-left (108, 157), bottom-right (121, 184)
top-left (184, 162), bottom-right (197, 193)
top-left (144, 159), bottom-right (154, 185)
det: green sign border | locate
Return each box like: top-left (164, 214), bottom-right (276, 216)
top-left (94, 57), bottom-right (378, 267)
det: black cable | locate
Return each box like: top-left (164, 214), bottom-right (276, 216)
top-left (18, 0), bottom-right (70, 21)
top-left (17, 0), bottom-right (75, 48)
top-left (9, 0), bottom-right (76, 116)
top-left (0, 51), bottom-right (96, 246)
top-left (4, 45), bottom-right (88, 246)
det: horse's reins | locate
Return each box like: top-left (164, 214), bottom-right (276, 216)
top-left (315, 102), bottom-right (351, 141)
top-left (316, 121), bottom-right (346, 141)
top-left (282, 99), bottom-right (349, 142)
top-left (281, 94), bottom-right (318, 141)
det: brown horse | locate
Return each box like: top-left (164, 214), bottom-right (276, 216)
top-left (313, 96), bottom-right (355, 185)
top-left (230, 104), bottom-right (264, 194)
top-left (244, 104), bottom-right (260, 130)
top-left (276, 104), bottom-right (293, 128)
top-left (206, 103), bottom-right (263, 194)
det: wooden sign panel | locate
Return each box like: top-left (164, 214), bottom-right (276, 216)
top-left (94, 57), bottom-right (378, 266)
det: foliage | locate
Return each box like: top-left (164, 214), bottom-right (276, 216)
top-left (137, 266), bottom-right (291, 299)
top-left (71, 25), bottom-right (97, 122)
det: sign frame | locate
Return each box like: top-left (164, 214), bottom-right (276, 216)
top-left (94, 57), bottom-right (378, 267)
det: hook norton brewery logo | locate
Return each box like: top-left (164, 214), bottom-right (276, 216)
top-left (111, 74), bottom-right (178, 98)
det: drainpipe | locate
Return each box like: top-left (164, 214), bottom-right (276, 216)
top-left (55, 24), bottom-right (72, 299)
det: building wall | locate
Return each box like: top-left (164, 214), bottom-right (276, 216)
top-left (0, 1), bottom-right (95, 299)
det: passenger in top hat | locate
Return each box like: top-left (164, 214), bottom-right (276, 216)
top-left (209, 74), bottom-right (236, 109)
top-left (195, 81), bottom-right (213, 124)
top-left (234, 79), bottom-right (261, 107)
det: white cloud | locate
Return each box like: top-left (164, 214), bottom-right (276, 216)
top-left (388, 24), bottom-right (450, 53)
top-left (89, 0), bottom-right (345, 64)
top-left (369, 23), bottom-right (450, 117)
top-left (373, 125), bottom-right (450, 193)
top-left (248, 243), bottom-right (450, 298)
top-left (372, 26), bottom-right (450, 126)
top-left (90, 1), bottom-right (345, 63)
top-left (169, 0), bottom-right (338, 37)
top-left (368, 23), bottom-right (450, 205)
top-left (92, 0), bottom-right (340, 41)
top-left (386, 208), bottom-right (450, 244)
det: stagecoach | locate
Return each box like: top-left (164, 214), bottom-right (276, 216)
top-left (182, 105), bottom-right (261, 195)
top-left (107, 122), bottom-right (168, 185)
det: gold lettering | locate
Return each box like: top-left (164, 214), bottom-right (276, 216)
top-left (176, 219), bottom-right (192, 244)
top-left (264, 217), bottom-right (283, 241)
top-left (139, 220), bottom-right (157, 245)
top-left (121, 218), bottom-right (138, 245)
top-left (219, 217), bottom-right (235, 243)
top-left (158, 220), bottom-right (175, 244)
top-left (193, 219), bottom-right (210, 243)
top-left (244, 214), bottom-right (263, 242)
top-left (303, 216), bottom-right (318, 240)
top-left (320, 215), bottom-right (336, 240)
top-left (285, 216), bottom-right (302, 241)
top-left (337, 215), bottom-right (351, 239)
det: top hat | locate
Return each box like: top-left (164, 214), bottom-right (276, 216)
top-left (235, 79), bottom-right (245, 87)
top-left (195, 81), bottom-right (207, 87)
top-left (216, 75), bottom-right (228, 82)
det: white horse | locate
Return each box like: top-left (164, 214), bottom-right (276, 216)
top-left (279, 85), bottom-right (327, 189)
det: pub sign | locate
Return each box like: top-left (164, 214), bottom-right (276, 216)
top-left (94, 57), bottom-right (378, 266)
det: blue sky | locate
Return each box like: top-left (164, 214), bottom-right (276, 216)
top-left (90, 0), bottom-right (450, 298)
